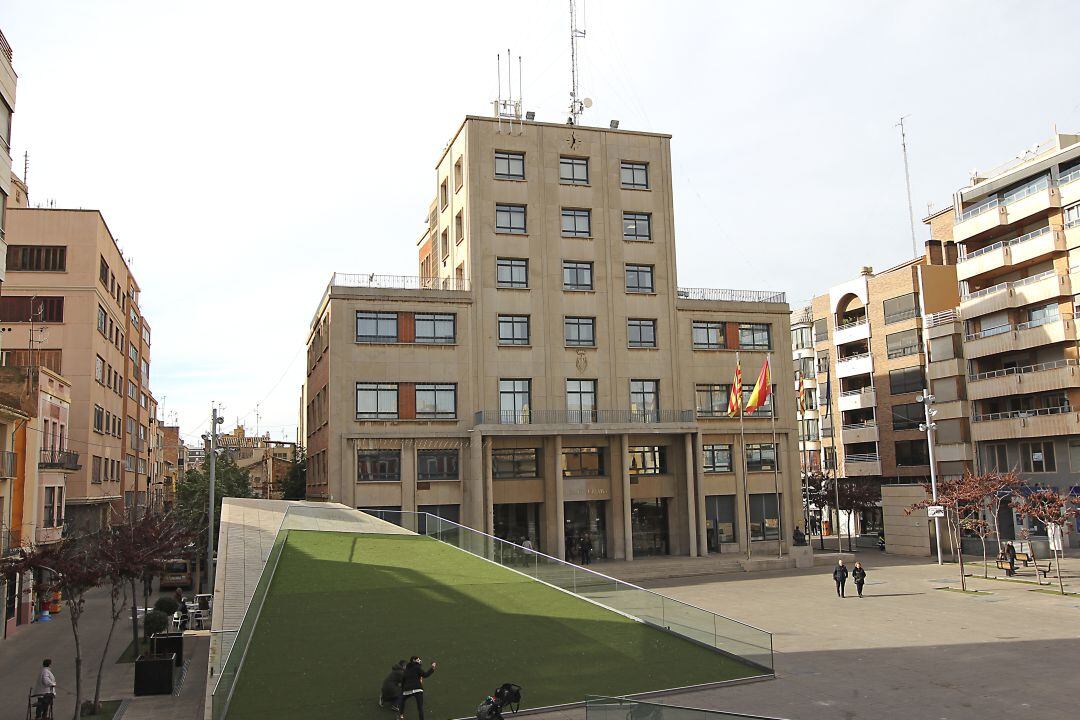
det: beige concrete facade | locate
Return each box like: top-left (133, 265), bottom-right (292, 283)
top-left (306, 116), bottom-right (801, 562)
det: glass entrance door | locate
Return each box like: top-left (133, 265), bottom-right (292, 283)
top-left (631, 498), bottom-right (670, 556)
top-left (705, 495), bottom-right (737, 552)
top-left (564, 500), bottom-right (608, 561)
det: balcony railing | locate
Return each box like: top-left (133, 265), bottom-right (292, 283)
top-left (1061, 166), bottom-right (1080, 187)
top-left (841, 421), bottom-right (876, 430)
top-left (1015, 312), bottom-right (1072, 332)
top-left (884, 308), bottom-right (919, 324)
top-left (972, 404), bottom-right (1071, 423)
top-left (963, 281), bottom-right (1008, 301)
top-left (0, 451), bottom-right (16, 479)
top-left (886, 345), bottom-right (921, 359)
top-left (958, 197), bottom-right (1000, 223)
top-left (40, 449), bottom-right (81, 471)
top-left (965, 323), bottom-right (1012, 341)
top-left (36, 526), bottom-right (63, 545)
top-left (925, 308), bottom-right (960, 327)
top-left (331, 273), bottom-right (471, 292)
top-left (840, 387), bottom-right (873, 397)
top-left (474, 409), bottom-right (694, 425)
top-left (960, 225), bottom-right (1051, 261)
top-left (835, 316), bottom-right (868, 332)
top-left (845, 453), bottom-right (880, 463)
top-left (676, 287), bottom-right (786, 303)
top-left (969, 358), bottom-right (1078, 382)
top-left (838, 352), bottom-right (870, 363)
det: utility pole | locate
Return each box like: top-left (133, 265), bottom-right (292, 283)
top-left (205, 407), bottom-right (223, 595)
top-left (897, 116), bottom-right (918, 259)
top-left (919, 393), bottom-right (944, 565)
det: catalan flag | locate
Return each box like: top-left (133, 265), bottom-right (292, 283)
top-left (726, 357), bottom-right (743, 417)
top-left (745, 356), bottom-right (772, 414)
top-left (796, 371), bottom-right (805, 415)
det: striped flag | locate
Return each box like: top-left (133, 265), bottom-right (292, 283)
top-left (726, 357), bottom-right (743, 417)
top-left (745, 356), bottom-right (772, 414)
top-left (796, 371), bottom-right (805, 414)
top-left (823, 360), bottom-right (832, 419)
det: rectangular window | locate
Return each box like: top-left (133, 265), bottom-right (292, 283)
top-left (99, 257), bottom-right (109, 286)
top-left (987, 443), bottom-right (1009, 473)
top-left (886, 328), bottom-right (921, 359)
top-left (0, 296), bottom-right (64, 323)
top-left (559, 156), bottom-right (589, 185)
top-left (356, 382), bottom-right (399, 419)
top-left (623, 212), bottom-right (652, 241)
top-left (92, 456), bottom-right (103, 484)
top-left (492, 448), bottom-right (539, 479)
top-left (497, 258), bottom-right (528, 288)
top-left (356, 312), bottom-right (399, 343)
top-left (561, 208), bottom-right (591, 237)
top-left (739, 323), bottom-right (772, 351)
top-left (1021, 441), bottom-right (1056, 473)
top-left (495, 204), bottom-right (527, 234)
top-left (813, 318), bottom-right (827, 342)
top-left (799, 418), bottom-right (819, 441)
top-left (562, 447), bottom-right (604, 477)
top-left (562, 261), bottom-right (594, 291)
top-left (629, 446), bottom-right (667, 476)
top-left (791, 326), bottom-right (812, 350)
top-left (454, 157), bottom-right (463, 191)
top-left (884, 293), bottom-right (920, 324)
top-left (740, 383), bottom-right (775, 417)
top-left (795, 356), bottom-right (815, 381)
top-left (891, 402), bottom-right (923, 431)
top-left (695, 384), bottom-right (727, 417)
top-left (564, 316), bottom-right (596, 346)
top-left (1065, 202), bottom-right (1080, 229)
top-left (97, 306), bottom-right (108, 335)
top-left (129, 343), bottom-right (138, 363)
top-left (128, 381), bottom-right (137, 400)
top-left (625, 264), bottom-right (654, 293)
top-left (140, 393), bottom-right (148, 409)
top-left (440, 228), bottom-right (450, 260)
top-left (6, 246), bottom-right (67, 272)
top-left (95, 356), bottom-right (105, 384)
top-left (746, 443), bottom-right (778, 472)
top-left (895, 439), bottom-right (930, 466)
top-left (627, 318), bottom-right (657, 348)
top-left (703, 444), bottom-right (733, 473)
top-left (499, 379), bottom-right (531, 423)
top-left (414, 313), bottom-right (456, 344)
top-left (566, 379), bottom-right (597, 422)
top-left (415, 383), bottom-right (456, 419)
top-left (889, 366), bottom-right (924, 395)
top-left (621, 161), bottom-right (649, 189)
top-left (692, 321), bottom-right (725, 349)
top-left (125, 454), bottom-right (136, 472)
top-left (439, 178), bottom-right (448, 209)
top-left (417, 450), bottom-right (459, 480)
top-left (749, 493), bottom-right (780, 541)
top-left (454, 211), bottom-right (464, 244)
top-left (494, 151), bottom-right (525, 180)
top-left (140, 359), bottom-right (149, 383)
top-left (629, 379), bottom-right (659, 417)
top-left (498, 315), bottom-right (530, 345)
top-left (358, 450), bottom-right (401, 481)
top-left (93, 405), bottom-right (105, 433)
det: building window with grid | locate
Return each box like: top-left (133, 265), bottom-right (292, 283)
top-left (498, 315), bottom-right (530, 345)
top-left (415, 313), bottom-right (456, 344)
top-left (495, 151), bottom-right (525, 180)
top-left (566, 379), bottom-right (597, 422)
top-left (563, 261), bottom-right (594, 291)
top-left (621, 161), bottom-right (649, 189)
top-left (496, 258), bottom-right (528, 288)
top-left (492, 448), bottom-right (539, 479)
top-left (695, 384), bottom-right (726, 417)
top-left (702, 444), bottom-right (733, 473)
top-left (741, 383), bottom-right (774, 417)
top-left (629, 446), bottom-right (666, 476)
top-left (564, 316), bottom-right (596, 347)
top-left (562, 447), bottom-right (604, 477)
top-left (357, 450), bottom-right (401, 481)
top-left (692, 321), bottom-right (725, 349)
top-left (559, 156), bottom-right (589, 185)
top-left (813, 318), bottom-right (827, 342)
top-left (93, 405), bottom-right (105, 433)
top-left (496, 204), bottom-right (527, 234)
top-left (749, 494), bottom-right (780, 541)
top-left (799, 418), bottom-right (819, 441)
top-left (746, 443), bottom-right (777, 472)
top-left (630, 379), bottom-right (659, 418)
top-left (623, 213), bottom-right (651, 241)
top-left (627, 318), bottom-right (656, 348)
top-left (499, 379), bottom-right (531, 424)
top-left (1021, 441), bottom-right (1056, 472)
top-left (415, 383), bottom-right (457, 419)
top-left (889, 366), bottom-right (923, 395)
top-left (625, 264), bottom-right (654, 293)
top-left (356, 312), bottom-right (398, 343)
top-left (356, 383), bottom-right (399, 419)
top-left (986, 443), bottom-right (1009, 472)
top-left (561, 208), bottom-right (591, 237)
top-left (418, 450), bottom-right (459, 480)
top-left (895, 439), bottom-right (930, 466)
top-left (738, 323), bottom-right (771, 350)
top-left (886, 328), bottom-right (921, 359)
top-left (891, 402), bottom-right (923, 431)
top-left (791, 326), bottom-right (812, 350)
top-left (6, 245), bottom-right (67, 272)
top-left (884, 293), bottom-right (919, 325)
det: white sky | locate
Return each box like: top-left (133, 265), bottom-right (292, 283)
top-left (3, 1), bottom-right (1079, 446)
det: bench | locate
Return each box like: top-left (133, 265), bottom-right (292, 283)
top-left (1014, 552), bottom-right (1034, 566)
top-left (1034, 559), bottom-right (1054, 579)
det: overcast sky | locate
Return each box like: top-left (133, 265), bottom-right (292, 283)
top-left (3, 1), bottom-right (1079, 446)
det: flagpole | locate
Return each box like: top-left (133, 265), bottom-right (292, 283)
top-left (737, 352), bottom-right (752, 561)
top-left (797, 371), bottom-right (812, 537)
top-left (769, 353), bottom-right (783, 559)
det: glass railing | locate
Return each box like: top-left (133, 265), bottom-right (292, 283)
top-left (1061, 166), bottom-right (1080, 186)
top-left (586, 696), bottom-right (789, 720)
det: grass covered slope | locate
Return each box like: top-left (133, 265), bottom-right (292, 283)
top-left (226, 531), bottom-right (759, 719)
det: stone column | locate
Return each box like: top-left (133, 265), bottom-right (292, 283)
top-left (620, 434), bottom-right (634, 562)
top-left (682, 432), bottom-right (699, 557)
top-left (402, 440), bottom-right (418, 533)
top-left (609, 434), bottom-right (627, 560)
top-left (543, 435), bottom-right (565, 559)
top-left (692, 431), bottom-right (708, 556)
top-left (466, 432), bottom-right (484, 530)
top-left (482, 437), bottom-right (494, 534)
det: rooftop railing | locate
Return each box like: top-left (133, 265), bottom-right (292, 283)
top-left (331, 273), bottom-right (471, 292)
top-left (676, 287), bottom-right (787, 304)
top-left (973, 404), bottom-right (1071, 423)
top-left (969, 358), bottom-right (1078, 382)
top-left (0, 30), bottom-right (10, 63)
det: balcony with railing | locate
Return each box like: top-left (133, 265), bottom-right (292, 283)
top-left (473, 409), bottom-right (695, 427)
top-left (954, 175), bottom-right (1058, 244)
top-left (844, 453), bottom-right (882, 476)
top-left (331, 273), bottom-right (471, 292)
top-left (0, 451), bottom-right (17, 479)
top-left (1061, 166), bottom-right (1080, 205)
top-left (971, 403), bottom-right (1077, 442)
top-left (838, 386), bottom-right (876, 412)
top-left (676, 287), bottom-right (787, 304)
top-left (36, 526), bottom-right (63, 545)
top-left (964, 314), bottom-right (1076, 358)
top-left (967, 358), bottom-right (1080, 400)
top-left (836, 352), bottom-right (872, 378)
top-left (39, 449), bottom-right (81, 471)
top-left (841, 420), bottom-right (878, 444)
top-left (833, 316), bottom-right (870, 346)
top-left (957, 225), bottom-right (1061, 281)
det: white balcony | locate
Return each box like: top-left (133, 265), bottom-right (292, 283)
top-left (834, 318), bottom-right (871, 346)
top-left (841, 422), bottom-right (879, 444)
top-left (957, 225), bottom-right (1063, 282)
top-left (1011, 271), bottom-right (1070, 307)
top-left (838, 387), bottom-right (876, 412)
top-left (844, 454), bottom-right (882, 477)
top-left (953, 204), bottom-right (1007, 243)
top-left (967, 358), bottom-right (1080, 400)
top-left (935, 443), bottom-right (973, 464)
top-left (836, 352), bottom-right (873, 379)
top-left (963, 315), bottom-right (1076, 359)
top-left (1003, 186), bottom-right (1060, 227)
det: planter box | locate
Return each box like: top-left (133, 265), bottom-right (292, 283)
top-left (151, 632), bottom-right (185, 667)
top-left (134, 653), bottom-right (175, 696)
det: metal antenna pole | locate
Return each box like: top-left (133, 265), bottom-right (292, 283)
top-left (568, 0), bottom-right (586, 124)
top-left (208, 406), bottom-right (219, 595)
top-left (897, 115), bottom-right (918, 258)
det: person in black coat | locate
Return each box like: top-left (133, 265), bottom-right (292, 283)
top-left (832, 560), bottom-right (849, 598)
top-left (399, 656), bottom-right (437, 720)
top-left (380, 660), bottom-right (406, 710)
top-left (1004, 542), bottom-right (1017, 577)
top-left (852, 562), bottom-right (867, 597)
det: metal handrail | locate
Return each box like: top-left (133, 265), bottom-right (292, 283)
top-left (1002, 175), bottom-right (1050, 205)
top-left (676, 287), bottom-right (787, 304)
top-left (1015, 312), bottom-right (1073, 332)
top-left (963, 281), bottom-right (1008, 301)
top-left (1061, 167), bottom-right (1080, 186)
top-left (1011, 269), bottom-right (1060, 289)
top-left (972, 404), bottom-right (1072, 422)
top-left (886, 345), bottom-right (921, 359)
top-left (331, 273), bottom-right (471, 292)
top-left (960, 225), bottom-right (1051, 261)
top-left (925, 308), bottom-right (960, 327)
top-left (965, 323), bottom-right (1012, 341)
top-left (846, 453), bottom-right (880, 463)
top-left (958, 196), bottom-right (1000, 222)
top-left (39, 449), bottom-right (81, 471)
top-left (841, 421), bottom-right (877, 430)
top-left (838, 352), bottom-right (870, 362)
top-left (835, 317), bottom-right (868, 332)
top-left (969, 358), bottom-right (1078, 382)
top-left (884, 308), bottom-right (919, 324)
top-left (839, 387), bottom-right (874, 397)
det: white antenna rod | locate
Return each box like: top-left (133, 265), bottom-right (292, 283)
top-left (519, 55), bottom-right (523, 117)
top-left (897, 115), bottom-right (918, 258)
top-left (568, 0), bottom-right (586, 124)
top-left (496, 53), bottom-right (502, 131)
top-left (507, 49), bottom-right (513, 132)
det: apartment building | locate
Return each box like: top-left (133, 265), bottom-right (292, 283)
top-left (306, 115), bottom-right (801, 562)
top-left (798, 246), bottom-right (964, 533)
top-left (927, 133), bottom-right (1080, 539)
top-left (790, 306), bottom-right (821, 476)
top-left (2, 198), bottom-right (155, 531)
top-left (218, 426), bottom-right (296, 498)
top-left (161, 424), bottom-right (181, 509)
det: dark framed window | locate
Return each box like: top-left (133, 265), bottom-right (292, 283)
top-left (562, 447), bottom-right (604, 477)
top-left (0, 296), bottom-right (64, 323)
top-left (695, 384), bottom-right (726, 417)
top-left (703, 444), bottom-right (733, 473)
top-left (498, 315), bottom-right (530, 345)
top-left (625, 264), bottom-right (654, 293)
top-left (749, 493), bottom-right (780, 540)
top-left (884, 293), bottom-right (919, 324)
top-left (499, 379), bottom-right (531, 424)
top-left (93, 405), bottom-right (105, 433)
top-left (738, 323), bottom-right (771, 350)
top-left (561, 208), bottom-right (591, 237)
top-left (418, 450), bottom-right (459, 480)
top-left (621, 161), bottom-right (649, 189)
top-left (356, 383), bottom-right (399, 419)
top-left (6, 246), bottom-right (67, 272)
top-left (791, 326), bottom-right (812, 350)
top-left (564, 316), bottom-right (596, 346)
top-left (495, 151), bottom-right (525, 180)
top-left (627, 318), bottom-right (656, 348)
top-left (889, 366), bottom-right (924, 395)
top-left (356, 312), bottom-right (398, 343)
top-left (741, 383), bottom-right (775, 417)
top-left (987, 443), bottom-right (1009, 473)
top-left (629, 446), bottom-right (666, 476)
top-left (746, 443), bottom-right (777, 472)
top-left (99, 256), bottom-right (110, 286)
top-left (891, 402), bottom-right (923, 431)
top-left (497, 257), bottom-right (528, 288)
top-left (496, 204), bottom-right (527, 234)
top-left (895, 439), bottom-right (930, 466)
top-left (415, 383), bottom-right (457, 419)
top-left (563, 261), bottom-right (594, 291)
top-left (559, 156), bottom-right (589, 185)
top-left (630, 379), bottom-right (659, 417)
top-left (692, 321), bottom-right (725, 349)
top-left (415, 313), bottom-right (456, 344)
top-left (813, 318), bottom-right (827, 342)
top-left (623, 213), bottom-right (651, 241)
top-left (358, 450), bottom-right (401, 481)
top-left (492, 448), bottom-right (539, 479)
top-left (886, 329), bottom-right (921, 359)
top-left (1021, 441), bottom-right (1056, 473)
top-left (566, 379), bottom-right (597, 422)
top-left (97, 306), bottom-right (108, 334)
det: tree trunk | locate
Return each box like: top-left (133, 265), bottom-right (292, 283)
top-left (130, 577), bottom-right (141, 651)
top-left (980, 536), bottom-right (988, 579)
top-left (70, 610), bottom-right (82, 720)
top-left (1055, 542), bottom-right (1065, 595)
top-left (93, 585), bottom-right (125, 710)
top-left (1028, 540), bottom-right (1043, 586)
top-left (990, 499), bottom-right (1003, 563)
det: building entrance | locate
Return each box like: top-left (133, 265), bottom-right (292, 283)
top-left (493, 503), bottom-right (541, 547)
top-left (631, 498), bottom-right (670, 556)
top-left (564, 500), bottom-right (607, 561)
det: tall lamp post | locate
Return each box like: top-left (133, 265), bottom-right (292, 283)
top-left (202, 408), bottom-right (223, 595)
top-left (918, 392), bottom-right (944, 565)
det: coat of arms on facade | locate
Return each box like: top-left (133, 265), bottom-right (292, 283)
top-left (576, 350), bottom-right (588, 373)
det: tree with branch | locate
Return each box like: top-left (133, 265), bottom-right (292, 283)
top-left (1011, 488), bottom-right (1080, 595)
top-left (909, 474), bottom-right (983, 591)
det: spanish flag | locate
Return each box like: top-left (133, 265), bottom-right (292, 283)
top-left (796, 371), bottom-right (805, 415)
top-left (726, 357), bottom-right (743, 417)
top-left (745, 356), bottom-right (772, 414)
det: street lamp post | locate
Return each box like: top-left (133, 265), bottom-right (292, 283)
top-left (918, 392), bottom-right (944, 565)
top-left (203, 408), bottom-right (223, 595)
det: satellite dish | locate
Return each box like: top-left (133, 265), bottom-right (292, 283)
top-left (583, 98), bottom-right (593, 108)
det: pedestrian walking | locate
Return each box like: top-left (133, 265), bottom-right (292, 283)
top-left (142, 568), bottom-right (154, 598)
top-left (521, 537), bottom-right (534, 553)
top-left (832, 559), bottom-right (848, 598)
top-left (399, 655), bottom-right (437, 720)
top-left (852, 561), bottom-right (867, 598)
top-left (579, 533), bottom-right (593, 565)
top-left (565, 532), bottom-right (577, 563)
top-left (379, 660), bottom-right (406, 711)
top-left (34, 658), bottom-right (56, 719)
top-left (1004, 542), bottom-right (1017, 577)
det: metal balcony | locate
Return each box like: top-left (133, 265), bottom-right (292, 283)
top-left (39, 449), bottom-right (82, 471)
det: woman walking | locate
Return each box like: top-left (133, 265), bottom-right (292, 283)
top-left (852, 561), bottom-right (867, 598)
top-left (399, 655), bottom-right (437, 720)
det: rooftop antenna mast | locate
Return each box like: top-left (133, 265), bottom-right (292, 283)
top-left (568, 0), bottom-right (589, 124)
top-left (494, 51), bottom-right (523, 133)
top-left (897, 115), bottom-right (918, 259)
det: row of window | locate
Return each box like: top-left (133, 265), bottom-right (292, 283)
top-left (498, 258), bottom-right (656, 292)
top-left (357, 383), bottom-right (457, 420)
top-left (491, 152), bottom-right (650, 189)
top-left (694, 384), bottom-right (775, 417)
top-left (494, 205), bottom-right (654, 240)
top-left (357, 312), bottom-right (456, 344)
top-left (6, 245), bottom-right (67, 272)
top-left (0, 295), bottom-right (64, 323)
top-left (99, 255), bottom-right (128, 313)
top-left (94, 355), bottom-right (125, 398)
top-left (90, 455), bottom-right (122, 484)
top-left (92, 404), bottom-right (124, 438)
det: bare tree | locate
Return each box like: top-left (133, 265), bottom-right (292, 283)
top-left (909, 474), bottom-right (983, 591)
top-left (1012, 488), bottom-right (1080, 595)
